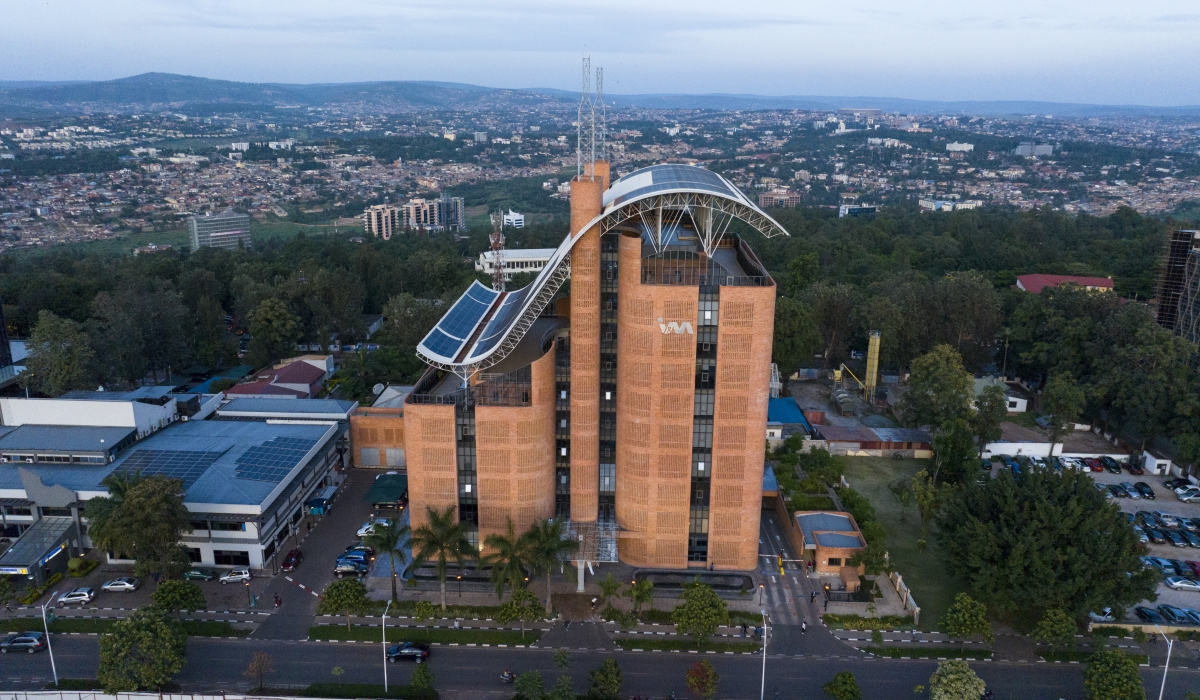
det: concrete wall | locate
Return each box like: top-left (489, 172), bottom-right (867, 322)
top-left (0, 398), bottom-right (174, 436)
top-left (474, 348), bottom-right (556, 546)
top-left (403, 401), bottom-right (458, 528)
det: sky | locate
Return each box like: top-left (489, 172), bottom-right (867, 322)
top-left (4, 0), bottom-right (1200, 105)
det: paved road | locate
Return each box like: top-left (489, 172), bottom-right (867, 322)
top-left (4, 636), bottom-right (1199, 699)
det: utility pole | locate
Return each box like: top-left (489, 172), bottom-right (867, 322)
top-left (41, 593), bottom-right (59, 687)
top-left (382, 600), bottom-right (392, 693)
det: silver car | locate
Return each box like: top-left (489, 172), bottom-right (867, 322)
top-left (101, 577), bottom-right (140, 593)
top-left (56, 587), bottom-right (95, 605)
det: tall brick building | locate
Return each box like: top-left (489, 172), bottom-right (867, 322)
top-left (403, 161), bottom-right (787, 571)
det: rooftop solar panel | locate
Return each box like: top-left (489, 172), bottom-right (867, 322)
top-left (234, 436), bottom-right (319, 483)
top-left (466, 284), bottom-right (536, 360)
top-left (417, 280), bottom-right (500, 361)
top-left (118, 449), bottom-right (224, 489)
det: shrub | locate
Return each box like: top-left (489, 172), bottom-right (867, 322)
top-left (834, 486), bottom-right (876, 525)
top-left (822, 614), bottom-right (914, 630)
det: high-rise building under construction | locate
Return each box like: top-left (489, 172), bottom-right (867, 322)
top-left (1156, 229), bottom-right (1200, 346)
top-left (402, 158), bottom-right (788, 570)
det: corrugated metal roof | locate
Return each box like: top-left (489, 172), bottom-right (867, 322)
top-left (796, 512), bottom-right (857, 543)
top-left (814, 532), bottom-right (864, 549)
top-left (870, 428), bottom-right (932, 444)
top-left (814, 424), bottom-right (877, 443)
top-left (59, 387), bottom-right (175, 401)
top-left (217, 398), bottom-right (356, 418)
top-left (0, 425), bottom-right (134, 453)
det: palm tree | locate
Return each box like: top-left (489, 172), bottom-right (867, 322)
top-left (409, 505), bottom-right (477, 611)
top-left (481, 518), bottom-right (530, 601)
top-left (521, 518), bottom-right (579, 616)
top-left (362, 517), bottom-right (411, 602)
top-left (626, 578), bottom-right (654, 615)
top-left (84, 470), bottom-right (144, 554)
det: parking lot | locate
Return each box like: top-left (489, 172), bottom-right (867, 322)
top-left (1088, 467), bottom-right (1200, 612)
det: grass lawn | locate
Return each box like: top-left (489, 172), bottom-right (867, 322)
top-left (309, 624), bottom-right (541, 646)
top-left (842, 456), bottom-right (968, 632)
top-left (2, 617), bottom-right (239, 637)
top-left (613, 638), bottom-right (761, 653)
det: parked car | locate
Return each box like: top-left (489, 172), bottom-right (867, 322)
top-left (1183, 530), bottom-right (1200, 548)
top-left (1167, 530), bottom-right (1189, 547)
top-left (1181, 608), bottom-right (1200, 625)
top-left (281, 549), bottom-right (304, 572)
top-left (1135, 606), bottom-right (1165, 623)
top-left (1108, 484), bottom-right (1128, 499)
top-left (1101, 456), bottom-right (1122, 474)
top-left (338, 550), bottom-right (373, 565)
top-left (1132, 525), bottom-right (1149, 544)
top-left (357, 518), bottom-right (391, 538)
top-left (1087, 607), bottom-right (1115, 623)
top-left (1178, 487), bottom-right (1200, 503)
top-left (1124, 512), bottom-right (1136, 524)
top-left (1165, 576), bottom-right (1200, 592)
top-left (1119, 482), bottom-right (1140, 499)
top-left (345, 542), bottom-right (376, 556)
top-left (1158, 604), bottom-right (1192, 624)
top-left (1125, 460), bottom-right (1145, 475)
top-left (334, 560), bottom-right (369, 579)
top-left (1180, 518), bottom-right (1200, 532)
top-left (57, 587), bottom-right (95, 605)
top-left (101, 577), bottom-right (140, 593)
top-left (980, 459), bottom-right (992, 471)
top-left (1095, 482), bottom-right (1111, 499)
top-left (1146, 528), bottom-right (1168, 545)
top-left (1142, 556), bottom-right (1173, 573)
top-left (1083, 458), bottom-right (1104, 472)
top-left (183, 568), bottom-right (217, 581)
top-left (386, 641), bottom-right (430, 663)
top-left (1155, 511), bottom-right (1181, 528)
top-left (1137, 511), bottom-right (1162, 529)
top-left (219, 569), bottom-right (251, 584)
top-left (0, 632), bottom-right (46, 654)
top-left (1165, 477), bottom-right (1192, 490)
top-left (1167, 560), bottom-right (1191, 576)
top-left (1187, 561), bottom-right (1200, 577)
top-left (1134, 482), bottom-right (1155, 499)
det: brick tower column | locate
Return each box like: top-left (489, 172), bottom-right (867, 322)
top-left (568, 173), bottom-right (604, 522)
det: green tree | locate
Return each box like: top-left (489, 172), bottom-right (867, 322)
top-left (784, 251), bottom-right (820, 297)
top-left (0, 577), bottom-right (15, 619)
top-left (362, 517), bottom-right (410, 602)
top-left (910, 470), bottom-right (940, 540)
top-left (410, 663), bottom-right (436, 692)
top-left (246, 297), bottom-right (301, 367)
top-left (772, 296), bottom-right (822, 374)
top-left (410, 505), bottom-right (477, 611)
top-left (97, 607), bottom-right (187, 693)
top-left (316, 579), bottom-right (372, 631)
top-left (927, 659), bottom-right (986, 700)
top-left (823, 670), bottom-right (863, 700)
top-left (1041, 372), bottom-right (1086, 448)
top-left (937, 469), bottom-right (1156, 619)
top-left (625, 578), bottom-right (654, 614)
top-left (495, 586), bottom-right (541, 639)
top-left (521, 517), bottom-right (579, 615)
top-left (1031, 608), bottom-right (1076, 651)
top-left (939, 593), bottom-right (993, 650)
top-left (972, 384), bottom-right (1008, 458)
top-left (900, 345), bottom-right (974, 449)
top-left (798, 448), bottom-right (845, 485)
top-left (549, 674), bottom-right (575, 700)
top-left (481, 518), bottom-right (530, 601)
top-left (685, 659), bottom-right (720, 700)
top-left (86, 475), bottom-right (192, 578)
top-left (413, 600), bottom-right (437, 640)
top-left (597, 572), bottom-right (621, 609)
top-left (805, 282), bottom-right (859, 367)
top-left (151, 580), bottom-right (207, 614)
top-left (553, 648), bottom-right (570, 669)
top-left (588, 657), bottom-right (622, 700)
top-left (378, 293), bottom-right (447, 350)
top-left (1082, 650), bottom-right (1144, 700)
top-left (514, 669), bottom-right (545, 700)
top-left (931, 416), bottom-right (978, 485)
top-left (848, 520), bottom-right (888, 575)
top-left (672, 580), bottom-right (730, 649)
top-left (25, 309), bottom-right (95, 396)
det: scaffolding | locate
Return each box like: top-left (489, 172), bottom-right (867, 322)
top-left (1156, 229), bottom-right (1198, 331)
top-left (1179, 248), bottom-right (1200, 349)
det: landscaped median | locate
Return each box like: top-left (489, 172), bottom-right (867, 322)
top-left (308, 624), bottom-right (542, 646)
top-left (2, 617), bottom-right (242, 637)
top-left (1037, 649), bottom-right (1149, 664)
top-left (859, 645), bottom-right (992, 660)
top-left (613, 638), bottom-right (761, 653)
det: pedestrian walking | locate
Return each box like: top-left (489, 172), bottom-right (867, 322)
top-left (273, 593), bottom-right (281, 609)
top-left (809, 590), bottom-right (816, 604)
top-left (801, 620), bottom-right (807, 633)
top-left (741, 622), bottom-right (748, 637)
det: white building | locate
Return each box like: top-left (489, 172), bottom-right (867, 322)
top-left (946, 142), bottom-right (975, 152)
top-left (475, 248), bottom-right (556, 280)
top-left (502, 209), bottom-right (525, 228)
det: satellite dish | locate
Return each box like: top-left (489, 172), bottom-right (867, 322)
top-left (372, 383), bottom-right (386, 396)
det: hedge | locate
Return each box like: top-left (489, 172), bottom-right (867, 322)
top-left (823, 614), bottom-right (915, 630)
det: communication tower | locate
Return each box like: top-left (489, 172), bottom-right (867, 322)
top-left (488, 210), bottom-right (506, 292)
top-left (576, 56), bottom-right (605, 179)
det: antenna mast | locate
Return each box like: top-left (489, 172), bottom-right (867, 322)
top-left (489, 209), bottom-right (506, 292)
top-left (596, 66), bottom-right (606, 163)
top-left (577, 55), bottom-right (594, 179)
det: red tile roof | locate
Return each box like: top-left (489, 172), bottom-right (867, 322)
top-left (1015, 274), bottom-right (1114, 294)
top-left (256, 361), bottom-right (325, 385)
top-left (224, 381), bottom-right (307, 398)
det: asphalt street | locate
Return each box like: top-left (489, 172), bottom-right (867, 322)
top-left (4, 636), bottom-right (1200, 698)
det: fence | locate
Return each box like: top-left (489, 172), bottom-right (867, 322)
top-left (888, 571), bottom-right (921, 626)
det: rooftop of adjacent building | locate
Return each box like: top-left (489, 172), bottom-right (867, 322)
top-left (1015, 273), bottom-right (1114, 294)
top-left (216, 397), bottom-right (357, 420)
top-left (0, 424), bottom-right (135, 454)
top-left (795, 511), bottom-right (865, 550)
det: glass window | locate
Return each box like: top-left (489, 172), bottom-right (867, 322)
top-left (828, 558), bottom-right (842, 566)
top-left (213, 550), bottom-right (250, 566)
top-left (186, 548), bottom-right (202, 563)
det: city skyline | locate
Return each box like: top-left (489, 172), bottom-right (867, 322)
top-left (3, 0), bottom-right (1200, 105)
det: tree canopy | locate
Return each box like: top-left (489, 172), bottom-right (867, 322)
top-left (98, 607), bottom-right (187, 693)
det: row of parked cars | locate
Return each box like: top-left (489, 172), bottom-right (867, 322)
top-left (1135, 604), bottom-right (1200, 625)
top-left (1140, 556), bottom-right (1200, 591)
top-left (1130, 510), bottom-right (1200, 548)
top-left (992, 454), bottom-right (1137, 478)
top-left (1165, 477), bottom-right (1200, 503)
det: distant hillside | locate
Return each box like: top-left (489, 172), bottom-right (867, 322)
top-left (1, 72), bottom-right (1197, 117)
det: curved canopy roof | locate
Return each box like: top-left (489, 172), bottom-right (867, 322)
top-left (416, 163), bottom-right (788, 373)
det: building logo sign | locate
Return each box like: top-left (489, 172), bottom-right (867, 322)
top-left (658, 318), bottom-right (694, 335)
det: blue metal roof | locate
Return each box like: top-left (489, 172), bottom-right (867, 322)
top-left (796, 512), bottom-right (859, 547)
top-left (768, 398), bottom-right (812, 431)
top-left (814, 532), bottom-right (864, 549)
top-left (0, 425), bottom-right (135, 454)
top-left (762, 465), bottom-right (778, 494)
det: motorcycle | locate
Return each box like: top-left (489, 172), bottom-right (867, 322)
top-left (501, 670), bottom-right (517, 684)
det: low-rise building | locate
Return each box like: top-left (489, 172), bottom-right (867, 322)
top-left (1014, 274), bottom-right (1114, 294)
top-left (973, 376), bottom-right (1028, 412)
top-left (475, 248), bottom-right (556, 281)
top-left (793, 511), bottom-right (866, 575)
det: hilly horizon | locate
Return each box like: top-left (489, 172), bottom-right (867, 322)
top-left (2, 72), bottom-right (1199, 117)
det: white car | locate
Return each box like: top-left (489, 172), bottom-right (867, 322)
top-left (1177, 487), bottom-right (1200, 503)
top-left (100, 577), bottom-right (140, 593)
top-left (1165, 576), bottom-right (1200, 592)
top-left (56, 587), bottom-right (95, 605)
top-left (1087, 607), bottom-right (1115, 623)
top-left (357, 519), bottom-right (390, 538)
top-left (219, 568), bottom-right (251, 585)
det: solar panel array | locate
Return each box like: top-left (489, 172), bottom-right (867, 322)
top-left (118, 450), bottom-right (224, 489)
top-left (234, 436), bottom-right (319, 483)
top-left (467, 284), bottom-right (535, 360)
top-left (418, 281), bottom-right (500, 361)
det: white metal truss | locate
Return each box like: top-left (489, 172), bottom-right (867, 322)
top-left (563, 519), bottom-right (620, 563)
top-left (605, 191), bottom-right (787, 255)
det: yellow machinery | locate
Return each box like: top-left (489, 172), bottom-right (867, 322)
top-left (864, 330), bottom-right (881, 401)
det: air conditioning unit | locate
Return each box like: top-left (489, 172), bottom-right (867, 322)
top-left (0, 457), bottom-right (7, 463)
top-left (25, 458), bottom-right (35, 463)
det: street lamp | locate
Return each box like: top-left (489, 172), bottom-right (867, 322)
top-left (41, 591), bottom-right (59, 687)
top-left (457, 573), bottom-right (462, 597)
top-left (1154, 625), bottom-right (1174, 700)
top-left (245, 578), bottom-right (252, 607)
top-left (759, 610), bottom-right (769, 700)
top-left (757, 583), bottom-right (763, 606)
top-left (382, 600), bottom-right (392, 693)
